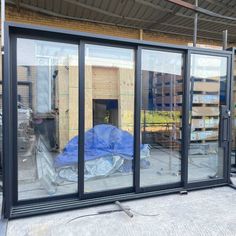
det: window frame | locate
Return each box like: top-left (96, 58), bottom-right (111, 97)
top-left (2, 22), bottom-right (233, 219)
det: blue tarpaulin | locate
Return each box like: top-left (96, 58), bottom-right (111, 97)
top-left (54, 124), bottom-right (146, 168)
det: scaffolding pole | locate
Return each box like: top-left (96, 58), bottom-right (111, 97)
top-left (193, 0), bottom-right (198, 47)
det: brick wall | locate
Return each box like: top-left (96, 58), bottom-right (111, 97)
top-left (5, 4), bottom-right (221, 47)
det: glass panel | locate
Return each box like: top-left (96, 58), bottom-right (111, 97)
top-left (188, 54), bottom-right (227, 182)
top-left (140, 49), bottom-right (183, 187)
top-left (0, 55), bottom-right (2, 185)
top-left (84, 44), bottom-right (135, 193)
top-left (17, 38), bottom-right (78, 200)
top-left (231, 56), bottom-right (236, 174)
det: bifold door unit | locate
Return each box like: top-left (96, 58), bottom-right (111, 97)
top-left (2, 22), bottom-right (233, 218)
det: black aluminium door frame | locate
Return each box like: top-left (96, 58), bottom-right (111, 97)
top-left (186, 49), bottom-right (232, 189)
top-left (79, 40), bottom-right (136, 200)
top-left (7, 31), bottom-right (81, 206)
top-left (2, 22), bottom-right (233, 219)
top-left (229, 48), bottom-right (235, 180)
top-left (80, 42), bottom-right (185, 199)
top-left (136, 45), bottom-right (186, 193)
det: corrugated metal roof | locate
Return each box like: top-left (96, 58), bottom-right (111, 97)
top-left (6, 0), bottom-right (236, 42)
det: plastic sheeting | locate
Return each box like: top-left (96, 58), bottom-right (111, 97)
top-left (55, 124), bottom-right (147, 168)
top-left (85, 155), bottom-right (124, 180)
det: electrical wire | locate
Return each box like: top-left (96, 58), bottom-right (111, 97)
top-left (67, 208), bottom-right (159, 224)
top-left (66, 210), bottom-right (122, 224)
top-left (67, 213), bottom-right (105, 223)
top-left (130, 209), bottom-right (159, 217)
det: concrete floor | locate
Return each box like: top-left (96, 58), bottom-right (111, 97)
top-left (18, 147), bottom-right (221, 200)
top-left (5, 186), bottom-right (236, 236)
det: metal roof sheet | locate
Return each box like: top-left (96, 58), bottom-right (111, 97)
top-left (6, 0), bottom-right (236, 42)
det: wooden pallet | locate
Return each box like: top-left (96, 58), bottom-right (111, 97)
top-left (190, 77), bottom-right (220, 146)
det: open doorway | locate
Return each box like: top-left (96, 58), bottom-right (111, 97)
top-left (93, 99), bottom-right (118, 126)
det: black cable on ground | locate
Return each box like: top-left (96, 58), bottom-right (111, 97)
top-left (67, 208), bottom-right (159, 224)
top-left (131, 209), bottom-right (159, 217)
top-left (67, 210), bottom-right (123, 224)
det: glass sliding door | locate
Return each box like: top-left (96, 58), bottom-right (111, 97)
top-left (16, 38), bottom-right (79, 200)
top-left (140, 49), bottom-right (184, 187)
top-left (188, 54), bottom-right (228, 182)
top-left (231, 55), bottom-right (236, 173)
top-left (84, 44), bottom-right (135, 193)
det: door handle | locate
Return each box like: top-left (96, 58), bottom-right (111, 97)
top-left (220, 105), bottom-right (229, 146)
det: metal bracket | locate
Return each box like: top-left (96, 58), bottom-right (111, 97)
top-left (115, 201), bottom-right (133, 218)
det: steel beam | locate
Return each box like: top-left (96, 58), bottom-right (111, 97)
top-left (193, 0), bottom-right (198, 47)
top-left (166, 0), bottom-right (236, 21)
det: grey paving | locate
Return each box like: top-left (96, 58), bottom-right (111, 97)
top-left (6, 186), bottom-right (236, 236)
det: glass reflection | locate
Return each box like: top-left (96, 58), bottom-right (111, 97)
top-left (231, 58), bottom-right (236, 173)
top-left (140, 49), bottom-right (183, 187)
top-left (84, 44), bottom-right (135, 193)
top-left (17, 38), bottom-right (78, 200)
top-left (188, 54), bottom-right (227, 181)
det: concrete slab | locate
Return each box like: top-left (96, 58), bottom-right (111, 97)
top-left (6, 186), bottom-right (236, 236)
top-left (0, 190), bottom-right (8, 236)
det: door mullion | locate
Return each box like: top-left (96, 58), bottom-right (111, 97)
top-left (225, 54), bottom-right (233, 182)
top-left (134, 46), bottom-right (141, 193)
top-left (181, 50), bottom-right (191, 188)
top-left (78, 41), bottom-right (85, 199)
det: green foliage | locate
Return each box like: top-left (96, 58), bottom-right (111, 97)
top-left (141, 110), bottom-right (180, 124)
